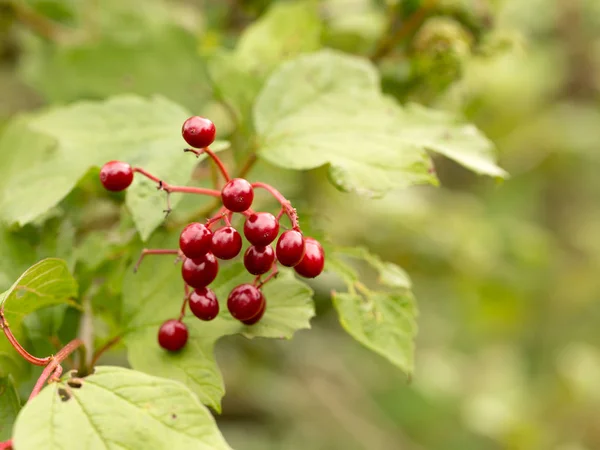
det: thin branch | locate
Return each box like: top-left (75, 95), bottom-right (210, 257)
top-left (132, 167), bottom-right (221, 197)
top-left (8, 0), bottom-right (64, 41)
top-left (133, 248), bottom-right (180, 273)
top-left (28, 339), bottom-right (83, 400)
top-left (0, 309), bottom-right (51, 366)
top-left (90, 335), bottom-right (122, 368)
top-left (369, 0), bottom-right (436, 63)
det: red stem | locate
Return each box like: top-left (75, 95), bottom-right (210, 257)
top-left (134, 248), bottom-right (181, 273)
top-left (257, 262), bottom-right (279, 289)
top-left (0, 439), bottom-right (12, 450)
top-left (0, 309), bottom-right (51, 366)
top-left (28, 339), bottom-right (83, 401)
top-left (184, 147), bottom-right (231, 182)
top-left (178, 285), bottom-right (190, 321)
top-left (251, 182), bottom-right (299, 229)
top-left (132, 167), bottom-right (221, 197)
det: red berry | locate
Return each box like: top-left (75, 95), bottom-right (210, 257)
top-left (211, 226), bottom-right (242, 260)
top-left (276, 230), bottom-right (305, 267)
top-left (221, 178), bottom-right (254, 212)
top-left (244, 212), bottom-right (279, 246)
top-left (242, 297), bottom-right (266, 325)
top-left (181, 254), bottom-right (219, 288)
top-left (244, 245), bottom-right (275, 275)
top-left (294, 238), bottom-right (325, 278)
top-left (158, 319), bottom-right (188, 352)
top-left (179, 222), bottom-right (212, 259)
top-left (182, 116), bottom-right (216, 148)
top-left (189, 287), bottom-right (219, 321)
top-left (227, 284), bottom-right (264, 321)
top-left (99, 161), bottom-right (134, 192)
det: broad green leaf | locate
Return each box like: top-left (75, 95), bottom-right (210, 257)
top-left (399, 104), bottom-right (508, 178)
top-left (332, 290), bottom-right (417, 374)
top-left (254, 50), bottom-right (505, 196)
top-left (0, 259), bottom-right (78, 378)
top-left (122, 246), bottom-right (314, 411)
top-left (234, 0), bottom-right (322, 74)
top-left (21, 26), bottom-right (211, 112)
top-left (12, 366), bottom-right (232, 450)
top-left (254, 50), bottom-right (435, 195)
top-left (329, 248), bottom-right (418, 374)
top-left (0, 375), bottom-right (20, 440)
top-left (0, 96), bottom-right (225, 240)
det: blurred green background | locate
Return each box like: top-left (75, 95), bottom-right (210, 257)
top-left (2, 0), bottom-right (600, 449)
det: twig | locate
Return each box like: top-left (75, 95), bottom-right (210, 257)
top-left (90, 335), bottom-right (122, 368)
top-left (0, 309), bottom-right (51, 366)
top-left (369, 0), bottom-right (436, 63)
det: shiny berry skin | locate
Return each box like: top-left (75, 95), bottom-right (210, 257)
top-left (276, 230), bottom-right (305, 267)
top-left (158, 319), bottom-right (188, 352)
top-left (99, 161), bottom-right (134, 192)
top-left (294, 238), bottom-right (325, 278)
top-left (179, 223), bottom-right (213, 259)
top-left (182, 116), bottom-right (216, 149)
top-left (181, 253), bottom-right (219, 288)
top-left (189, 287), bottom-right (219, 321)
top-left (227, 284), bottom-right (264, 321)
top-left (242, 297), bottom-right (266, 325)
top-left (244, 212), bottom-right (279, 246)
top-left (221, 178), bottom-right (254, 212)
top-left (244, 245), bottom-right (275, 275)
top-left (211, 226), bottom-right (242, 260)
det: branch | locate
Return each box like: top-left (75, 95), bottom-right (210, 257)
top-left (28, 339), bottom-right (83, 400)
top-left (369, 0), bottom-right (436, 63)
top-left (184, 147), bottom-right (231, 182)
top-left (0, 309), bottom-right (51, 366)
top-left (90, 335), bottom-right (122, 368)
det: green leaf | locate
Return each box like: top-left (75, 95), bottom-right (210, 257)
top-left (0, 259), bottom-right (78, 378)
top-left (0, 375), bottom-right (21, 440)
top-left (254, 50), bottom-right (505, 196)
top-left (398, 104), bottom-right (509, 178)
top-left (0, 96), bottom-right (226, 239)
top-left (254, 50), bottom-right (435, 196)
top-left (21, 26), bottom-right (212, 112)
top-left (329, 248), bottom-right (418, 374)
top-left (12, 366), bottom-right (232, 450)
top-left (234, 0), bottom-right (322, 74)
top-left (122, 245), bottom-right (314, 411)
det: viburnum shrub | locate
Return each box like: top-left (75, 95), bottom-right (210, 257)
top-left (0, 2), bottom-right (509, 448)
top-left (100, 116), bottom-right (324, 351)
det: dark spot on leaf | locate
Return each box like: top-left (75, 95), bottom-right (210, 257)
top-left (171, 413), bottom-right (177, 419)
top-left (58, 387), bottom-right (71, 402)
top-left (67, 379), bottom-right (83, 389)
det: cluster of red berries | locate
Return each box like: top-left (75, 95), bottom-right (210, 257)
top-left (99, 116), bottom-right (325, 352)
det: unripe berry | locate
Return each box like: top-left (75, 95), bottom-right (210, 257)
top-left (189, 287), bottom-right (219, 321)
top-left (100, 161), bottom-right (134, 192)
top-left (182, 116), bottom-right (216, 148)
top-left (158, 319), bottom-right (188, 352)
top-left (244, 212), bottom-right (279, 246)
top-left (244, 245), bottom-right (275, 275)
top-left (227, 284), bottom-right (264, 321)
top-left (221, 178), bottom-right (254, 212)
top-left (294, 238), bottom-right (325, 278)
top-left (276, 230), bottom-right (305, 267)
top-left (179, 223), bottom-right (212, 259)
top-left (181, 254), bottom-right (219, 288)
top-left (211, 226), bottom-right (242, 260)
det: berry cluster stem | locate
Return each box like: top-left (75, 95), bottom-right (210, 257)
top-left (251, 182), bottom-right (300, 229)
top-left (132, 167), bottom-right (221, 197)
top-left (134, 248), bottom-right (181, 273)
top-left (0, 439), bottom-right (12, 450)
top-left (178, 285), bottom-right (191, 321)
top-left (184, 147), bottom-right (231, 182)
